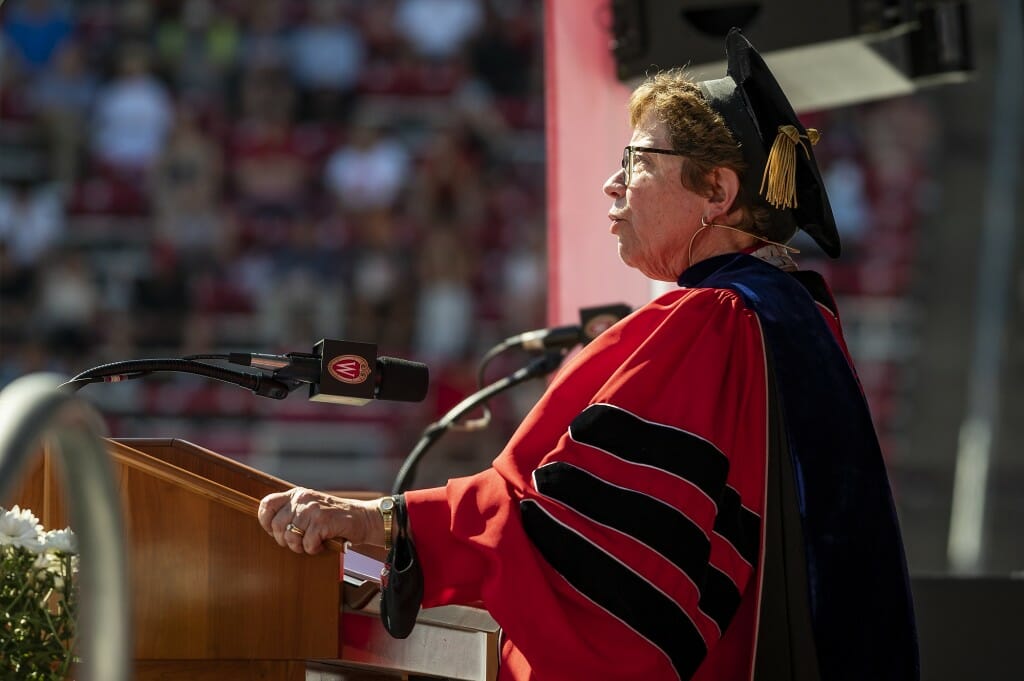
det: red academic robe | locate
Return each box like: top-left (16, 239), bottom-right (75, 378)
top-left (405, 279), bottom-right (850, 681)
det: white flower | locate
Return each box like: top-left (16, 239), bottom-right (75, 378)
top-left (42, 528), bottom-right (77, 554)
top-left (35, 554), bottom-right (70, 588)
top-left (34, 551), bottom-right (61, 572)
top-left (0, 505), bottom-right (44, 552)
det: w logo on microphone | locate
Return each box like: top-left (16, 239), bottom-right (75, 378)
top-left (328, 355), bottom-right (371, 385)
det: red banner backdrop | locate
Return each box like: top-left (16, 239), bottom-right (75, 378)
top-left (544, 0), bottom-right (655, 325)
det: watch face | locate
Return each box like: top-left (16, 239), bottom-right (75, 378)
top-left (380, 497), bottom-right (395, 512)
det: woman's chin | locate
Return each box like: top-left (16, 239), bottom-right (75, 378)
top-left (617, 245), bottom-right (650, 274)
top-left (617, 242), bottom-right (634, 266)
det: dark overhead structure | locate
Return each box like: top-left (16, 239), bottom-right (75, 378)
top-left (906, 1), bottom-right (974, 85)
top-left (609, 0), bottom-right (973, 111)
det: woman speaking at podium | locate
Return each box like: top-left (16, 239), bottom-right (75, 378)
top-left (259, 30), bottom-right (918, 681)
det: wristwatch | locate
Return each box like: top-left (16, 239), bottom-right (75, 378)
top-left (379, 496), bottom-right (396, 552)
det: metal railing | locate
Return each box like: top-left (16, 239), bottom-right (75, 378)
top-left (0, 373), bottom-right (130, 681)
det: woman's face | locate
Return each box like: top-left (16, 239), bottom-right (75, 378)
top-left (602, 110), bottom-right (709, 281)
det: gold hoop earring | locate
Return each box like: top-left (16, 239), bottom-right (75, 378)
top-left (687, 219), bottom-right (713, 268)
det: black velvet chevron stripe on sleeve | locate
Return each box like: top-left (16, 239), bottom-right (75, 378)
top-left (713, 486), bottom-right (761, 566)
top-left (520, 499), bottom-right (706, 681)
top-left (569, 403), bottom-right (730, 503)
top-left (532, 461), bottom-right (749, 636)
top-left (532, 461), bottom-right (711, 586)
top-left (698, 566), bottom-right (743, 634)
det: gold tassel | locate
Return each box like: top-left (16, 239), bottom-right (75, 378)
top-left (759, 125), bottom-right (820, 210)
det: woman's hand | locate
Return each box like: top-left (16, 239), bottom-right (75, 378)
top-left (257, 487), bottom-right (384, 555)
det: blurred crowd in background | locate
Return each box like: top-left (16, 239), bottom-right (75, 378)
top-left (0, 0), bottom-right (937, 491)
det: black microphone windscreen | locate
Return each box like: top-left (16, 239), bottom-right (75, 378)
top-left (376, 356), bottom-right (429, 402)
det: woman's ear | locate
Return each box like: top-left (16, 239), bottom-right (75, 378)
top-left (705, 167), bottom-right (741, 217)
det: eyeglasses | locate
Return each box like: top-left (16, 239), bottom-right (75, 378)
top-left (621, 146), bottom-right (687, 186)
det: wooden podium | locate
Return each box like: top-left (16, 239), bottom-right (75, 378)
top-left (7, 438), bottom-right (498, 681)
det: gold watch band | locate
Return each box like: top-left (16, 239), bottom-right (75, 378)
top-left (379, 496), bottom-right (396, 552)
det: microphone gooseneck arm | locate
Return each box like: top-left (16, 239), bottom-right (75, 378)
top-left (61, 358), bottom-right (298, 398)
top-left (391, 350), bottom-right (565, 495)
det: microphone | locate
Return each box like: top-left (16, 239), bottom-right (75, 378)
top-left (504, 303), bottom-right (631, 351)
top-left (229, 339), bottom-right (429, 406)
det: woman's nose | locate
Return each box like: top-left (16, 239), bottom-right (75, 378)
top-left (603, 167), bottom-right (626, 197)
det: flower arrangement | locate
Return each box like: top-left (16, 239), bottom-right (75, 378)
top-left (0, 505), bottom-right (79, 680)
